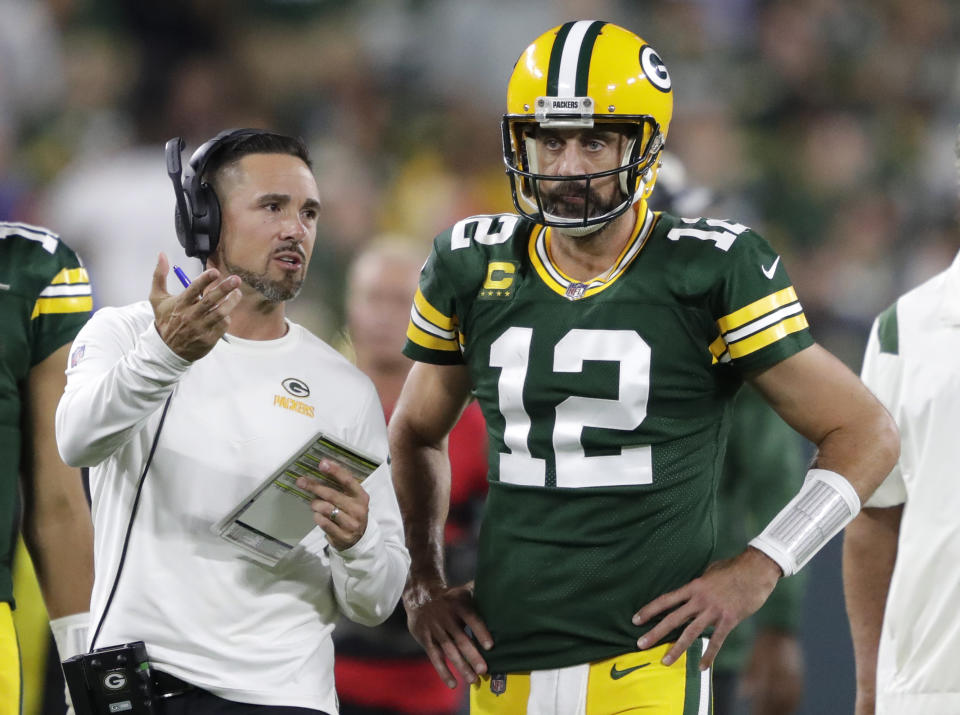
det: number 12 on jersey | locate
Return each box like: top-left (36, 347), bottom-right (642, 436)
top-left (489, 327), bottom-right (653, 488)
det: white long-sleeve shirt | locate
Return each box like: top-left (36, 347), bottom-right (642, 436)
top-left (860, 251), bottom-right (960, 715)
top-left (56, 301), bottom-right (409, 712)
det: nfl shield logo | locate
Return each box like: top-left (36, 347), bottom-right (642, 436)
top-left (70, 344), bottom-right (85, 368)
top-left (490, 673), bottom-right (507, 696)
top-left (564, 282), bottom-right (587, 301)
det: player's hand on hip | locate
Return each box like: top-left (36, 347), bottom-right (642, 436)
top-left (296, 459), bottom-right (369, 551)
top-left (632, 547), bottom-right (781, 670)
top-left (740, 629), bottom-right (804, 715)
top-left (150, 252), bottom-right (242, 361)
top-left (402, 580), bottom-right (493, 689)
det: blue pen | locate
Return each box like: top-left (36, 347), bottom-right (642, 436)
top-left (173, 265), bottom-right (191, 289)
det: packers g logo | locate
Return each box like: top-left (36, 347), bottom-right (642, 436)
top-left (103, 670), bottom-right (127, 690)
top-left (478, 261), bottom-right (518, 300)
top-left (282, 378), bottom-right (310, 398)
top-left (640, 45), bottom-right (671, 93)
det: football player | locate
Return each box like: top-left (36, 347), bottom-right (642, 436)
top-left (388, 21), bottom-right (898, 714)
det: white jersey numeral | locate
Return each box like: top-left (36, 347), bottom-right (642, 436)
top-left (451, 215), bottom-right (520, 251)
top-left (490, 327), bottom-right (652, 488)
top-left (666, 218), bottom-right (750, 252)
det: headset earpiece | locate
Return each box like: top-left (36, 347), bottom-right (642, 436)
top-left (165, 128), bottom-right (264, 265)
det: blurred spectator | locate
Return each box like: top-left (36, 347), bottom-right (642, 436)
top-left (333, 240), bottom-right (487, 715)
top-left (41, 53), bottom-right (271, 308)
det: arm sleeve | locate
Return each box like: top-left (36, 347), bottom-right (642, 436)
top-left (860, 315), bottom-right (907, 508)
top-left (328, 388), bottom-right (410, 626)
top-left (55, 306), bottom-right (192, 467)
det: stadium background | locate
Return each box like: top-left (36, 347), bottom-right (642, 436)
top-left (3, 1), bottom-right (959, 713)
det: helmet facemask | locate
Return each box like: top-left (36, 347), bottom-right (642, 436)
top-left (502, 115), bottom-right (664, 235)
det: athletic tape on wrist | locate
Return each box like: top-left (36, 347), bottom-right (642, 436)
top-left (50, 611), bottom-right (90, 660)
top-left (749, 468), bottom-right (861, 577)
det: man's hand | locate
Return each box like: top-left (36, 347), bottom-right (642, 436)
top-left (740, 629), bottom-right (804, 715)
top-left (633, 547), bottom-right (781, 669)
top-left (296, 460), bottom-right (370, 551)
top-left (403, 581), bottom-right (493, 689)
top-left (150, 252), bottom-right (241, 361)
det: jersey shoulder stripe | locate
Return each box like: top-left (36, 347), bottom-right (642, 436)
top-left (407, 287), bottom-right (460, 353)
top-left (712, 286), bottom-right (808, 360)
top-left (0, 223), bottom-right (93, 317)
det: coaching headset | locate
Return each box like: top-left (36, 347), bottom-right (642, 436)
top-left (165, 128), bottom-right (265, 266)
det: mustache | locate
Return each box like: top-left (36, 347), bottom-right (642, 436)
top-left (272, 242), bottom-right (307, 259)
top-left (542, 182), bottom-right (599, 200)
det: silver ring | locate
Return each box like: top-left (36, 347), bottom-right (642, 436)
top-left (329, 507), bottom-right (340, 523)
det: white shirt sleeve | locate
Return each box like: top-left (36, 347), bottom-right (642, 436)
top-left (55, 304), bottom-right (192, 467)
top-left (860, 317), bottom-right (907, 508)
top-left (327, 389), bottom-right (410, 626)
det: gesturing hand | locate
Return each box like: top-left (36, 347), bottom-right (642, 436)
top-left (403, 581), bottom-right (493, 689)
top-left (296, 459), bottom-right (370, 551)
top-left (150, 253), bottom-right (242, 361)
top-left (632, 547), bottom-right (781, 670)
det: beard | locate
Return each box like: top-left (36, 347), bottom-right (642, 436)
top-left (219, 244), bottom-right (306, 303)
top-left (539, 180), bottom-right (625, 222)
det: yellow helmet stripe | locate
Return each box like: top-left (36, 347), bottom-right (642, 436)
top-left (546, 20), bottom-right (606, 97)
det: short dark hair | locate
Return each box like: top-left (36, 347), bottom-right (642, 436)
top-left (203, 130), bottom-right (313, 190)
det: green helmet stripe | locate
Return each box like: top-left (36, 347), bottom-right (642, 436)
top-left (575, 21), bottom-right (606, 96)
top-left (546, 22), bottom-right (576, 96)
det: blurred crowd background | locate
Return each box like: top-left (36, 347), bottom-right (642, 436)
top-left (5, 0), bottom-right (960, 362)
top-left (4, 0), bottom-right (960, 713)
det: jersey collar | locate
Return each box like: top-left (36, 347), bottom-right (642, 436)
top-left (528, 206), bottom-right (655, 300)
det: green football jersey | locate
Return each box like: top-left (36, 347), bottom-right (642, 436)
top-left (0, 223), bottom-right (92, 605)
top-left (403, 207), bottom-right (813, 672)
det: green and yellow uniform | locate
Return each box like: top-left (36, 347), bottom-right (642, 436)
top-left (0, 223), bottom-right (92, 712)
top-left (404, 206), bottom-right (812, 673)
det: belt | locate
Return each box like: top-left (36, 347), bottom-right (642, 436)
top-left (151, 670), bottom-right (197, 699)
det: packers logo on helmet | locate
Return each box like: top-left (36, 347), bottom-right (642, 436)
top-left (501, 21), bottom-right (673, 233)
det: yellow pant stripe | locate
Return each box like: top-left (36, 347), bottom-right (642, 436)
top-left (0, 602), bottom-right (21, 715)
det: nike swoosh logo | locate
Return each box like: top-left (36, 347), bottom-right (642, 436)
top-left (610, 662), bottom-right (651, 680)
top-left (761, 256), bottom-right (780, 279)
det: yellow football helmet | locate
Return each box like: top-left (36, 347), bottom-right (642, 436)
top-left (502, 21), bottom-right (673, 232)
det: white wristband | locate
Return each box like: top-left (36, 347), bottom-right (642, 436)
top-left (50, 611), bottom-right (90, 661)
top-left (749, 468), bottom-right (861, 577)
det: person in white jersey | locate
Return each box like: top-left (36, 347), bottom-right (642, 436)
top-left (843, 130), bottom-right (960, 715)
top-left (55, 129), bottom-right (410, 715)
